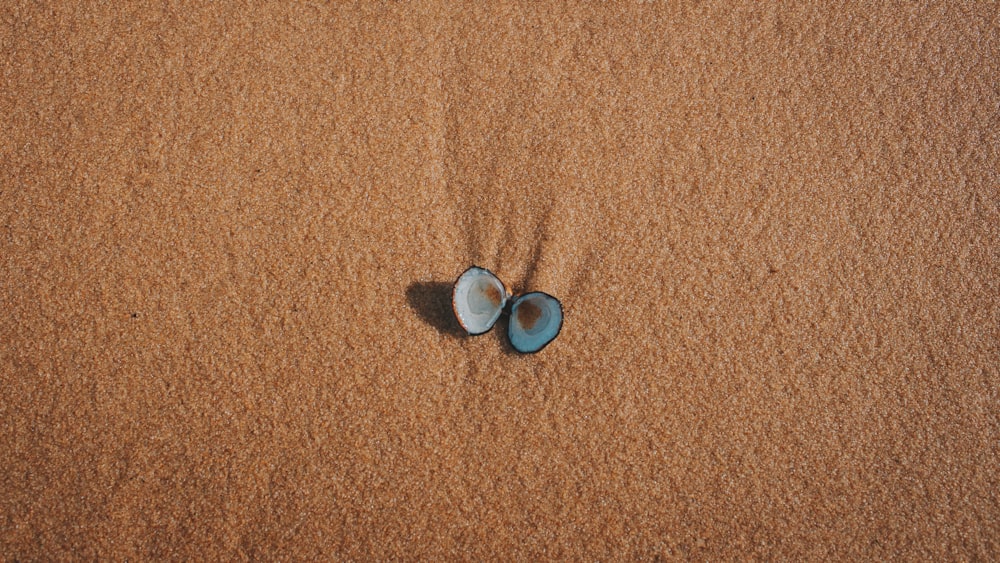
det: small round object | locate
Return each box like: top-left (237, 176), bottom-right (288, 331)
top-left (452, 266), bottom-right (509, 335)
top-left (508, 292), bottom-right (563, 353)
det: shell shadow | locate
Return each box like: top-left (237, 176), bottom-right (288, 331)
top-left (406, 281), bottom-right (466, 338)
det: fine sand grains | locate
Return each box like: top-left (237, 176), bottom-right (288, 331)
top-left (2, 2), bottom-right (998, 559)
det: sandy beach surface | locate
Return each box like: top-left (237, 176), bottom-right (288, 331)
top-left (2, 2), bottom-right (998, 559)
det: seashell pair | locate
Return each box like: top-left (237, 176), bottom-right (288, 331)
top-left (452, 266), bottom-right (563, 353)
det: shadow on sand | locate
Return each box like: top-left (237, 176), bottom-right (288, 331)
top-left (406, 281), bottom-right (466, 339)
top-left (406, 280), bottom-right (521, 356)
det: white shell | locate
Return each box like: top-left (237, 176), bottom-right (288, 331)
top-left (508, 292), bottom-right (563, 353)
top-left (452, 266), bottom-right (509, 335)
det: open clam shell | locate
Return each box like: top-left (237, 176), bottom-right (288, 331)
top-left (508, 292), bottom-right (563, 353)
top-left (452, 266), bottom-right (510, 335)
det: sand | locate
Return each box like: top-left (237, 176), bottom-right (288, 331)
top-left (2, 2), bottom-right (998, 559)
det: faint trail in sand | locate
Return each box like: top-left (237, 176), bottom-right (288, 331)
top-left (436, 7), bottom-right (608, 316)
top-left (419, 15), bottom-right (465, 282)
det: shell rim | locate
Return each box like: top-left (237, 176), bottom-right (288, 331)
top-left (451, 265), bottom-right (509, 336)
top-left (507, 291), bottom-right (563, 354)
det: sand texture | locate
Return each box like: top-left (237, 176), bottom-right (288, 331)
top-left (2, 2), bottom-right (999, 559)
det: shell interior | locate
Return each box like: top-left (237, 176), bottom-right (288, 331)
top-left (508, 292), bottom-right (563, 353)
top-left (452, 266), bottom-right (508, 335)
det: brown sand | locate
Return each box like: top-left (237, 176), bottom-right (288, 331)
top-left (2, 2), bottom-right (998, 559)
